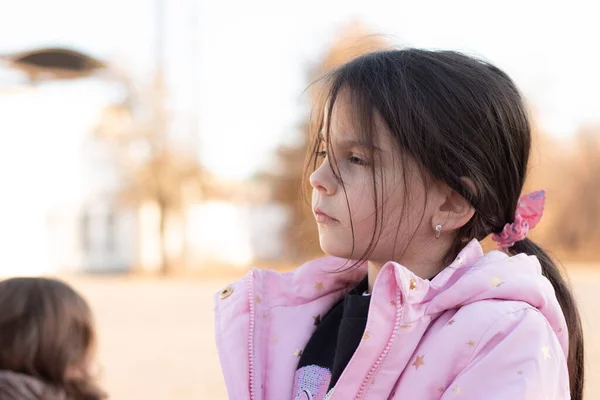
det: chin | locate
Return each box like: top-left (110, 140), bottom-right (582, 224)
top-left (318, 236), bottom-right (353, 260)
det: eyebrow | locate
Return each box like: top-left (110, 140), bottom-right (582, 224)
top-left (318, 133), bottom-right (382, 151)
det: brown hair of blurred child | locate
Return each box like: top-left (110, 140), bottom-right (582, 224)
top-left (0, 277), bottom-right (106, 400)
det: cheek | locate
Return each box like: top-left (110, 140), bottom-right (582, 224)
top-left (346, 176), bottom-right (377, 221)
top-left (403, 179), bottom-right (428, 224)
top-left (364, 173), bottom-right (407, 241)
top-left (348, 177), bottom-right (397, 236)
top-left (379, 179), bottom-right (429, 241)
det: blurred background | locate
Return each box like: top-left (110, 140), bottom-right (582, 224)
top-left (0, 0), bottom-right (599, 398)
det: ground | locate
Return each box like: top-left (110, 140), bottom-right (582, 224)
top-left (66, 267), bottom-right (600, 399)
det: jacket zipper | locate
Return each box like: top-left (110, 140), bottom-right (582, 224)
top-left (355, 289), bottom-right (402, 400)
top-left (247, 271), bottom-right (256, 400)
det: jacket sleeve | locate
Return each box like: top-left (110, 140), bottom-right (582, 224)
top-left (441, 308), bottom-right (570, 399)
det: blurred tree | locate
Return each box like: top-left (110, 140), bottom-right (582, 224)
top-left (546, 126), bottom-right (600, 258)
top-left (259, 22), bottom-right (389, 261)
top-left (94, 79), bottom-right (206, 274)
top-left (523, 122), bottom-right (600, 261)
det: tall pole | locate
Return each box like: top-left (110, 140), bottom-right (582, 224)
top-left (189, 0), bottom-right (200, 161)
top-left (155, 0), bottom-right (167, 151)
top-left (154, 0), bottom-right (170, 274)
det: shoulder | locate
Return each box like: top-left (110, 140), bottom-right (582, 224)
top-left (457, 299), bottom-right (539, 329)
top-left (443, 301), bottom-right (570, 398)
top-left (434, 299), bottom-right (566, 362)
top-left (439, 299), bottom-right (537, 333)
top-left (451, 299), bottom-right (560, 344)
top-left (426, 299), bottom-right (567, 380)
top-left (447, 299), bottom-right (567, 369)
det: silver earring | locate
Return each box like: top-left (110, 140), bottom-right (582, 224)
top-left (435, 224), bottom-right (443, 239)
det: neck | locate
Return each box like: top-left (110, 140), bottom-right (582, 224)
top-left (366, 262), bottom-right (381, 294)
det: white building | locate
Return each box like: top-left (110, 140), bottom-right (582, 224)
top-left (0, 79), bottom-right (289, 276)
top-left (0, 80), bottom-right (139, 275)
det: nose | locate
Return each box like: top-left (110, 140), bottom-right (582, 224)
top-left (309, 160), bottom-right (337, 196)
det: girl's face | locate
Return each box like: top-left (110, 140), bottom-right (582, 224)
top-left (309, 98), bottom-right (443, 267)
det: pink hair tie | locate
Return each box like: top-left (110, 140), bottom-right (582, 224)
top-left (491, 190), bottom-right (546, 249)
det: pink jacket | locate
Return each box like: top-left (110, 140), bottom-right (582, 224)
top-left (214, 240), bottom-right (570, 399)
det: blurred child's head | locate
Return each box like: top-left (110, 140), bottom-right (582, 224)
top-left (307, 49), bottom-right (530, 269)
top-left (0, 277), bottom-right (104, 399)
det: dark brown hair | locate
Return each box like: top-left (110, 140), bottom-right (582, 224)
top-left (0, 277), bottom-right (105, 400)
top-left (305, 49), bottom-right (584, 398)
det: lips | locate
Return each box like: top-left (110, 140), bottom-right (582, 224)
top-left (314, 208), bottom-right (339, 224)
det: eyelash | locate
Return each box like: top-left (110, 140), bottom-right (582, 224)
top-left (349, 156), bottom-right (369, 166)
top-left (315, 150), bottom-right (369, 166)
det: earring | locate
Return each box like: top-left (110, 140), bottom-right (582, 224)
top-left (434, 224), bottom-right (443, 239)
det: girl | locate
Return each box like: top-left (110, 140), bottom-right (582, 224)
top-left (0, 277), bottom-right (106, 400)
top-left (214, 49), bottom-right (584, 399)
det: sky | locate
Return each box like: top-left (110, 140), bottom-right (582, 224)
top-left (0, 0), bottom-right (599, 179)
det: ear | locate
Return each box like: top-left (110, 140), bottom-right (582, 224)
top-left (431, 178), bottom-right (476, 233)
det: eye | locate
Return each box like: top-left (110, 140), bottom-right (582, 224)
top-left (315, 150), bottom-right (327, 158)
top-left (349, 156), bottom-right (369, 166)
